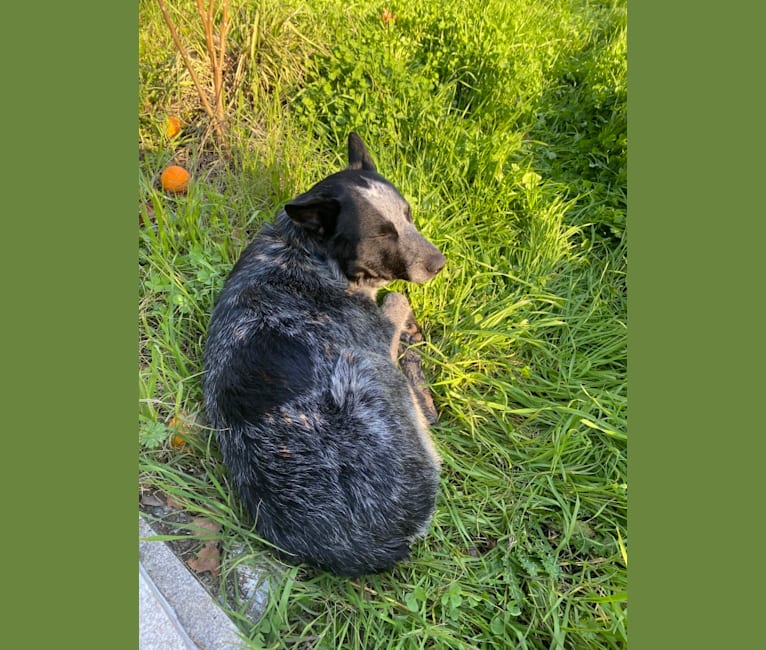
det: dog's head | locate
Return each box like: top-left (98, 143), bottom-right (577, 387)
top-left (284, 133), bottom-right (446, 290)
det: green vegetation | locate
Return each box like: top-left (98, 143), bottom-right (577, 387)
top-left (139, 0), bottom-right (627, 647)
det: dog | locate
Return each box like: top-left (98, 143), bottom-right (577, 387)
top-left (203, 133), bottom-right (446, 576)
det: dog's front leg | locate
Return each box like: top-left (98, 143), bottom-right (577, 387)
top-left (382, 292), bottom-right (439, 424)
top-left (382, 292), bottom-right (418, 362)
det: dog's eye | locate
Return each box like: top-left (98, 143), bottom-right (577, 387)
top-left (377, 222), bottom-right (398, 239)
top-left (404, 207), bottom-right (413, 223)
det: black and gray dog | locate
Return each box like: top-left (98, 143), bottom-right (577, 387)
top-left (203, 133), bottom-right (446, 576)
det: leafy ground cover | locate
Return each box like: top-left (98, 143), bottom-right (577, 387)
top-left (139, 0), bottom-right (627, 647)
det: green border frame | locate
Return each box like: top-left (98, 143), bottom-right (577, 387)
top-left (7, 0), bottom-right (766, 647)
top-left (5, 4), bottom-right (137, 647)
top-left (630, 2), bottom-right (765, 648)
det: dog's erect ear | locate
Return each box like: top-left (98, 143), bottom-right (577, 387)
top-left (347, 132), bottom-right (377, 172)
top-left (284, 192), bottom-right (341, 238)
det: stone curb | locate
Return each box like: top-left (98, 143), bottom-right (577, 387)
top-left (139, 516), bottom-right (246, 650)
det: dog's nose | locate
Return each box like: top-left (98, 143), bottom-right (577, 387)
top-left (427, 250), bottom-right (446, 275)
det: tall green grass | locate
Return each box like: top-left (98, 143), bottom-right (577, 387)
top-left (140, 0), bottom-right (627, 647)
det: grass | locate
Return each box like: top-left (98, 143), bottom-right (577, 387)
top-left (139, 0), bottom-right (627, 647)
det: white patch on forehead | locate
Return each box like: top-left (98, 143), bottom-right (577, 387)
top-left (353, 179), bottom-right (409, 229)
top-left (354, 179), bottom-right (404, 206)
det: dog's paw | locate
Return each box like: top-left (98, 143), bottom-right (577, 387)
top-left (399, 346), bottom-right (439, 425)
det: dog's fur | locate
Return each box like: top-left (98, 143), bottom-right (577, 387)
top-left (203, 133), bottom-right (445, 576)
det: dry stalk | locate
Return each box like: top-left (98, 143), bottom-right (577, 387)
top-left (215, 2), bottom-right (229, 124)
top-left (156, 0), bottom-right (229, 146)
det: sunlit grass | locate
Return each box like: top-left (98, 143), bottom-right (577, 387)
top-left (139, 0), bottom-right (627, 647)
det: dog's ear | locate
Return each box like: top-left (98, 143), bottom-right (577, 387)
top-left (347, 132), bottom-right (377, 172)
top-left (284, 192), bottom-right (341, 238)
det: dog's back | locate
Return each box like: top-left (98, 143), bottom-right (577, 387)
top-left (203, 134), bottom-right (444, 576)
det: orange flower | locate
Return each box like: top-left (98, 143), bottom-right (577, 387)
top-left (169, 415), bottom-right (187, 448)
top-left (160, 165), bottom-right (190, 194)
top-left (165, 115), bottom-right (182, 139)
top-left (381, 8), bottom-right (396, 25)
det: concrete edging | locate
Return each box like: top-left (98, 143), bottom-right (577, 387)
top-left (139, 516), bottom-right (245, 650)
